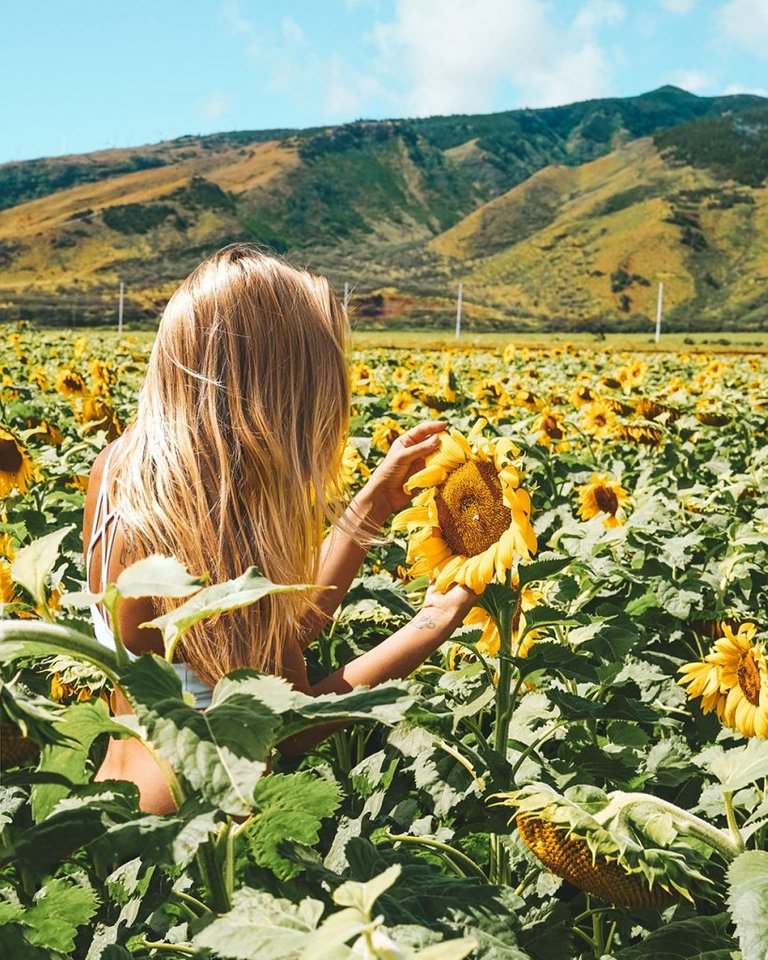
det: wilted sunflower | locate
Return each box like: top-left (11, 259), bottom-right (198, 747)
top-left (79, 395), bottom-right (122, 441)
top-left (392, 420), bottom-right (536, 593)
top-left (499, 783), bottom-right (724, 910)
top-left (616, 423), bottom-right (664, 446)
top-left (0, 428), bottom-right (37, 497)
top-left (575, 473), bottom-right (629, 528)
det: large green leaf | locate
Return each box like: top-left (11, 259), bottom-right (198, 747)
top-left (0, 621), bottom-right (120, 682)
top-left (516, 554), bottom-right (571, 588)
top-left (246, 772), bottom-right (341, 879)
top-left (698, 739), bottom-right (768, 792)
top-left (613, 913), bottom-right (735, 959)
top-left (32, 699), bottom-right (136, 821)
top-left (728, 850), bottom-right (768, 960)
top-left (22, 876), bottom-right (99, 954)
top-left (120, 655), bottom-right (281, 815)
top-left (192, 889), bottom-right (325, 960)
top-left (115, 555), bottom-right (206, 598)
top-left (10, 526), bottom-right (72, 606)
top-left (141, 567), bottom-right (317, 659)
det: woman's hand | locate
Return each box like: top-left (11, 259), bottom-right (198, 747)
top-left (358, 420), bottom-right (446, 523)
top-left (421, 580), bottom-right (480, 624)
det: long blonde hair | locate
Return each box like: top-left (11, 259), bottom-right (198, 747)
top-left (111, 244), bottom-right (350, 685)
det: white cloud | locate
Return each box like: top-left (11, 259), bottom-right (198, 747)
top-left (658, 0), bottom-right (694, 13)
top-left (282, 17), bottom-right (305, 45)
top-left (724, 81), bottom-right (768, 96)
top-left (719, 0), bottom-right (768, 56)
top-left (370, 0), bottom-right (623, 115)
top-left (667, 69), bottom-right (711, 93)
top-left (220, 0), bottom-right (253, 36)
top-left (199, 93), bottom-right (233, 120)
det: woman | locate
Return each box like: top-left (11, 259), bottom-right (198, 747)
top-left (83, 243), bottom-right (477, 813)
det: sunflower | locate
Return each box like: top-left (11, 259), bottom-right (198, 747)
top-left (533, 409), bottom-right (570, 452)
top-left (0, 428), bottom-right (38, 497)
top-left (370, 416), bottom-right (403, 452)
top-left (677, 659), bottom-right (728, 720)
top-left (392, 420), bottom-right (537, 593)
top-left (679, 623), bottom-right (768, 738)
top-left (0, 560), bottom-right (16, 606)
top-left (570, 384), bottom-right (597, 407)
top-left (581, 400), bottom-right (617, 439)
top-left (55, 368), bottom-right (86, 397)
top-left (711, 624), bottom-right (768, 739)
top-left (79, 395), bottom-right (122, 441)
top-left (575, 473), bottom-right (629, 528)
top-left (616, 423), bottom-right (664, 446)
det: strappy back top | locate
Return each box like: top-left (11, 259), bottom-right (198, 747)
top-left (85, 442), bottom-right (214, 710)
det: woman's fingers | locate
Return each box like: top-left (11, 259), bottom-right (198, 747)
top-left (399, 421), bottom-right (445, 447)
top-left (397, 432), bottom-right (441, 462)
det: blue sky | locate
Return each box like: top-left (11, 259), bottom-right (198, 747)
top-left (2, 0), bottom-right (767, 164)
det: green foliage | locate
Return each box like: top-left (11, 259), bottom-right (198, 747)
top-left (728, 850), bottom-right (768, 960)
top-left (656, 104), bottom-right (768, 186)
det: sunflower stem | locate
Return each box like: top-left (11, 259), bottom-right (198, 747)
top-left (601, 791), bottom-right (742, 861)
top-left (723, 790), bottom-right (746, 854)
top-left (384, 831), bottom-right (487, 881)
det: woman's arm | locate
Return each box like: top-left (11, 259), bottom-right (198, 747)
top-left (296, 421), bottom-right (446, 650)
top-left (279, 583), bottom-right (478, 756)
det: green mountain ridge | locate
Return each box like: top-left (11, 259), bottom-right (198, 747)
top-left (1, 86), bottom-right (768, 331)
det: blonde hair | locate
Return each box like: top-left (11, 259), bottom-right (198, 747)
top-left (111, 244), bottom-right (350, 685)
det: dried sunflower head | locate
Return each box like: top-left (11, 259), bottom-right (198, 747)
top-left (497, 783), bottom-right (723, 910)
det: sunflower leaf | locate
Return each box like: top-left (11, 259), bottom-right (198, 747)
top-left (140, 568), bottom-right (317, 661)
top-left (696, 739), bottom-right (768, 792)
top-left (729, 851), bottom-right (768, 960)
top-left (10, 526), bottom-right (73, 606)
top-left (516, 554), bottom-right (571, 588)
top-left (115, 555), bottom-right (207, 599)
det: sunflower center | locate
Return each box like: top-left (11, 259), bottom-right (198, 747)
top-left (435, 460), bottom-right (512, 557)
top-left (544, 417), bottom-right (563, 440)
top-left (0, 438), bottom-right (22, 474)
top-left (593, 486), bottom-right (619, 515)
top-left (738, 651), bottom-right (762, 706)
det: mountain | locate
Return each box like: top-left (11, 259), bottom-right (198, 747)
top-left (1, 86), bottom-right (767, 331)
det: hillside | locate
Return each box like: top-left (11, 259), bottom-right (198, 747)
top-left (1, 86), bottom-right (767, 330)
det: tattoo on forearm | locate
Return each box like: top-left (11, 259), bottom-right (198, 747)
top-left (414, 612), bottom-right (436, 630)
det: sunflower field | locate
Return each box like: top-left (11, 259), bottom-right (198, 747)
top-left (1, 322), bottom-right (768, 960)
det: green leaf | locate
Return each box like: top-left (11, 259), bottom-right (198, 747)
top-left (0, 620), bottom-right (120, 681)
top-left (192, 889), bottom-right (324, 960)
top-left (417, 938), bottom-right (477, 960)
top-left (334, 864), bottom-right (401, 915)
top-left (140, 566), bottom-right (316, 660)
top-left (11, 526), bottom-right (73, 606)
top-left (121, 655), bottom-right (281, 815)
top-left (247, 772), bottom-right (341, 879)
top-left (613, 913), bottom-right (735, 960)
top-left (23, 876), bottom-right (98, 953)
top-left (728, 850), bottom-right (768, 960)
top-left (516, 554), bottom-right (571, 588)
top-left (509, 642), bottom-right (598, 681)
top-left (698, 739), bottom-right (768, 792)
top-left (115, 555), bottom-right (206, 598)
top-left (282, 683), bottom-right (415, 735)
top-left (32, 699), bottom-right (135, 821)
